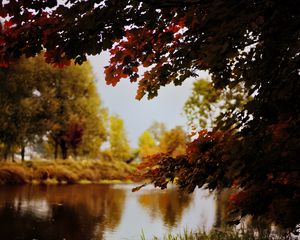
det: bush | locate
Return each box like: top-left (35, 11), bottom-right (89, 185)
top-left (52, 166), bottom-right (78, 184)
top-left (0, 165), bottom-right (28, 184)
top-left (78, 168), bottom-right (98, 181)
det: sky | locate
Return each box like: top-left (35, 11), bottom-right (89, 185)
top-left (89, 53), bottom-right (208, 148)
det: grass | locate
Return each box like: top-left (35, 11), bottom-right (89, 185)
top-left (142, 228), bottom-right (281, 240)
top-left (0, 159), bottom-right (135, 185)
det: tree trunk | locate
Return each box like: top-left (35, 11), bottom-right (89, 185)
top-left (21, 146), bottom-right (25, 162)
top-left (214, 190), bottom-right (222, 228)
top-left (60, 139), bottom-right (68, 159)
top-left (54, 139), bottom-right (58, 160)
top-left (3, 151), bottom-right (8, 161)
top-left (3, 144), bottom-right (10, 162)
top-left (72, 147), bottom-right (77, 160)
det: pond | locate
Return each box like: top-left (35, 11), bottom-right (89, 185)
top-left (0, 184), bottom-right (217, 240)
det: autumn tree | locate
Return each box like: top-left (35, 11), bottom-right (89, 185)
top-left (0, 0), bottom-right (299, 230)
top-left (109, 115), bottom-right (131, 162)
top-left (138, 124), bottom-right (186, 158)
top-left (159, 126), bottom-right (187, 157)
top-left (138, 130), bottom-right (157, 158)
top-left (138, 122), bottom-right (166, 159)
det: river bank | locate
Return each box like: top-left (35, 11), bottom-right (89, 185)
top-left (145, 228), bottom-right (294, 240)
top-left (0, 159), bottom-right (135, 184)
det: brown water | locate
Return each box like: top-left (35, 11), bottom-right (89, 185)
top-left (0, 184), bottom-right (216, 240)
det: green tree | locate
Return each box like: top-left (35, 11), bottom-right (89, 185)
top-left (147, 121), bottom-right (167, 144)
top-left (1, 0), bottom-right (299, 230)
top-left (109, 115), bottom-right (131, 162)
top-left (43, 59), bottom-right (108, 159)
top-left (0, 54), bottom-right (107, 160)
top-left (184, 79), bottom-right (250, 129)
top-left (0, 57), bottom-right (54, 160)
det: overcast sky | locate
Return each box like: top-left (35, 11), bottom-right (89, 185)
top-left (89, 53), bottom-right (208, 148)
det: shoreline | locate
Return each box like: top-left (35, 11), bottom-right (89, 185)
top-left (0, 159), bottom-right (136, 185)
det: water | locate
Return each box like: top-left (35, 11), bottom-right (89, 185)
top-left (0, 184), bottom-right (216, 240)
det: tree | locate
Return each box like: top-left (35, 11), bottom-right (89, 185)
top-left (184, 79), bottom-right (250, 129)
top-left (109, 115), bottom-right (131, 162)
top-left (138, 125), bottom-right (187, 159)
top-left (1, 0), bottom-right (299, 230)
top-left (147, 122), bottom-right (167, 144)
top-left (42, 58), bottom-right (108, 159)
top-left (138, 130), bottom-right (157, 158)
top-left (159, 126), bottom-right (187, 157)
top-left (0, 54), bottom-right (107, 160)
top-left (0, 56), bottom-right (55, 160)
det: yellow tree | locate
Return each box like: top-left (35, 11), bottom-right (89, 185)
top-left (138, 130), bottom-right (158, 158)
top-left (159, 126), bottom-right (187, 157)
top-left (109, 115), bottom-right (131, 162)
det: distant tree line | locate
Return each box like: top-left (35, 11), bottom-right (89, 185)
top-left (0, 55), bottom-right (137, 162)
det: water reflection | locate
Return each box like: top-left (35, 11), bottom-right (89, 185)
top-left (138, 188), bottom-right (192, 227)
top-left (0, 184), bottom-right (216, 240)
top-left (0, 185), bottom-right (126, 240)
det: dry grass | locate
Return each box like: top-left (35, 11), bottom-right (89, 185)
top-left (0, 159), bottom-right (135, 185)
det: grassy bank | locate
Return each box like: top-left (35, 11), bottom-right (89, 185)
top-left (144, 229), bottom-right (288, 240)
top-left (0, 159), bottom-right (135, 184)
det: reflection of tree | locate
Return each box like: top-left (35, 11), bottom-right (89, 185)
top-left (0, 185), bottom-right (126, 240)
top-left (138, 188), bottom-right (192, 227)
top-left (0, 203), bottom-right (100, 240)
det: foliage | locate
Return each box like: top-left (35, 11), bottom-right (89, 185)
top-left (0, 54), bottom-right (107, 160)
top-left (109, 115), bottom-right (132, 162)
top-left (1, 0), bottom-right (299, 231)
top-left (138, 130), bottom-right (158, 158)
top-left (0, 56), bottom-right (55, 160)
top-left (133, 126), bottom-right (300, 229)
top-left (159, 126), bottom-right (188, 157)
top-left (43, 58), bottom-right (108, 159)
top-left (184, 79), bottom-right (250, 129)
top-left (147, 122), bottom-right (167, 144)
top-left (138, 125), bottom-right (188, 159)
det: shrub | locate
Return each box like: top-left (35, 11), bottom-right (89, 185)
top-left (78, 168), bottom-right (98, 181)
top-left (0, 165), bottom-right (28, 184)
top-left (51, 166), bottom-right (78, 184)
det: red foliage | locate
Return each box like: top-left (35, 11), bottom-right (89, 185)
top-left (44, 50), bottom-right (71, 68)
top-left (105, 18), bottom-right (185, 96)
top-left (4, 20), bottom-right (13, 28)
top-left (63, 122), bottom-right (84, 150)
